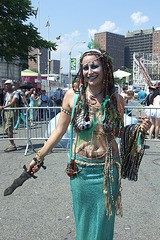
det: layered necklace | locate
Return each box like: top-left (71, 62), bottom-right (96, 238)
top-left (87, 88), bottom-right (104, 106)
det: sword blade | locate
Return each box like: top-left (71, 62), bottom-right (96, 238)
top-left (4, 165), bottom-right (37, 196)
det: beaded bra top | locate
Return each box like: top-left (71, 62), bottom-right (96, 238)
top-left (73, 94), bottom-right (121, 135)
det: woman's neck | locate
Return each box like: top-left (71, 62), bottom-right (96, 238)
top-left (86, 86), bottom-right (104, 106)
top-left (87, 86), bottom-right (104, 98)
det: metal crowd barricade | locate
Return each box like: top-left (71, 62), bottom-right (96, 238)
top-left (0, 104), bottom-right (160, 156)
top-left (0, 107), bottom-right (29, 140)
top-left (124, 104), bottom-right (160, 140)
top-left (0, 106), bottom-right (64, 155)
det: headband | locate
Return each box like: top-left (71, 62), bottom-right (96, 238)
top-left (82, 48), bottom-right (102, 56)
top-left (80, 48), bottom-right (113, 65)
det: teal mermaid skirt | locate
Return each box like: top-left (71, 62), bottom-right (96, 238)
top-left (70, 157), bottom-right (120, 240)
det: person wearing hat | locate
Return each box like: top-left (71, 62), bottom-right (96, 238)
top-left (0, 79), bottom-right (19, 151)
top-left (154, 82), bottom-right (160, 92)
top-left (144, 86), bottom-right (156, 106)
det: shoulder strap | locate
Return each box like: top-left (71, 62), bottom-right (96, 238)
top-left (68, 91), bottom-right (80, 163)
top-left (71, 91), bottom-right (80, 121)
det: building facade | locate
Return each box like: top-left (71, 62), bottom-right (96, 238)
top-left (94, 32), bottom-right (125, 70)
top-left (28, 47), bottom-right (51, 74)
top-left (152, 30), bottom-right (160, 55)
top-left (125, 28), bottom-right (154, 69)
top-left (0, 59), bottom-right (22, 86)
top-left (50, 60), bottom-right (60, 74)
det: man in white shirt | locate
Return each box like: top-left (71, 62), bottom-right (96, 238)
top-left (0, 80), bottom-right (19, 151)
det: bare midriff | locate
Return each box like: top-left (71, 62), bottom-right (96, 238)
top-left (73, 107), bottom-right (119, 161)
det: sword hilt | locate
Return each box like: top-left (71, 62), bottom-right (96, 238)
top-left (33, 157), bottom-right (46, 170)
top-left (23, 165), bottom-right (37, 179)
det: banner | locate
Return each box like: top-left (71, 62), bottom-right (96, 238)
top-left (70, 58), bottom-right (76, 71)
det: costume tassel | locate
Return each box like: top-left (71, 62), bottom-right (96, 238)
top-left (115, 161), bottom-right (123, 217)
top-left (115, 188), bottom-right (123, 217)
top-left (104, 190), bottom-right (112, 220)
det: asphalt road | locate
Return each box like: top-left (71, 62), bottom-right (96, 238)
top-left (0, 139), bottom-right (160, 240)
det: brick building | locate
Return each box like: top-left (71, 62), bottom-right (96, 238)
top-left (94, 32), bottom-right (125, 70)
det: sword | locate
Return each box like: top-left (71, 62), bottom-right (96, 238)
top-left (4, 164), bottom-right (46, 196)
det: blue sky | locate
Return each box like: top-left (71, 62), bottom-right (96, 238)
top-left (30, 0), bottom-right (160, 73)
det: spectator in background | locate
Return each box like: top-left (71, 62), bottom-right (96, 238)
top-left (149, 94), bottom-right (160, 139)
top-left (120, 86), bottom-right (128, 99)
top-left (40, 90), bottom-right (49, 120)
top-left (148, 83), bottom-right (160, 139)
top-left (0, 88), bottom-right (4, 124)
top-left (138, 88), bottom-right (147, 118)
top-left (0, 87), bottom-right (4, 105)
top-left (24, 90), bottom-right (30, 105)
top-left (53, 88), bottom-right (64, 115)
top-left (49, 96), bottom-right (57, 119)
top-left (14, 89), bottom-right (30, 130)
top-left (123, 90), bottom-right (134, 116)
top-left (122, 90), bottom-right (134, 104)
top-left (0, 80), bottom-right (19, 151)
top-left (138, 87), bottom-right (147, 103)
top-left (145, 86), bottom-right (156, 106)
top-left (40, 90), bottom-right (49, 107)
top-left (154, 82), bottom-right (160, 95)
top-left (54, 88), bottom-right (64, 106)
top-left (29, 88), bottom-right (39, 126)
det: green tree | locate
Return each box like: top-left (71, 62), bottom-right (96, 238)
top-left (0, 0), bottom-right (57, 68)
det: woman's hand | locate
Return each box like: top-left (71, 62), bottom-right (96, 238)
top-left (27, 160), bottom-right (40, 174)
top-left (140, 117), bottom-right (152, 132)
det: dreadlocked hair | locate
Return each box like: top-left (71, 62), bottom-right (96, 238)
top-left (72, 48), bottom-right (124, 134)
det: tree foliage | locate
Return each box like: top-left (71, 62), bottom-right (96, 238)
top-left (0, 0), bottom-right (57, 67)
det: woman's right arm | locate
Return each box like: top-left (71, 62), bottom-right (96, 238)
top-left (28, 88), bottom-right (75, 174)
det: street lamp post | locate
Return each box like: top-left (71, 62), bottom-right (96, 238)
top-left (69, 41), bottom-right (86, 88)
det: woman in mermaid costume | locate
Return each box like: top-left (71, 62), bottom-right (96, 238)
top-left (28, 48), bottom-right (152, 240)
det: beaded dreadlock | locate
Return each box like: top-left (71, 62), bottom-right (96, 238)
top-left (72, 48), bottom-right (124, 135)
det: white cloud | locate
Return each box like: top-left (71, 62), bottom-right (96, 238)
top-left (64, 30), bottom-right (80, 40)
top-left (99, 21), bottom-right (116, 32)
top-left (155, 27), bottom-right (160, 31)
top-left (130, 12), bottom-right (149, 26)
top-left (88, 20), bottom-right (119, 38)
top-left (88, 29), bottom-right (97, 39)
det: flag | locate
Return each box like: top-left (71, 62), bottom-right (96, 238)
top-left (35, 7), bottom-right (38, 19)
top-left (56, 35), bottom-right (61, 40)
top-left (45, 21), bottom-right (50, 27)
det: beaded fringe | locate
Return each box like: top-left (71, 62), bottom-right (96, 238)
top-left (121, 124), bottom-right (145, 181)
top-left (103, 137), bottom-right (123, 220)
top-left (103, 124), bottom-right (145, 220)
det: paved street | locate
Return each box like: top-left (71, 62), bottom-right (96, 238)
top-left (0, 139), bottom-right (160, 240)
